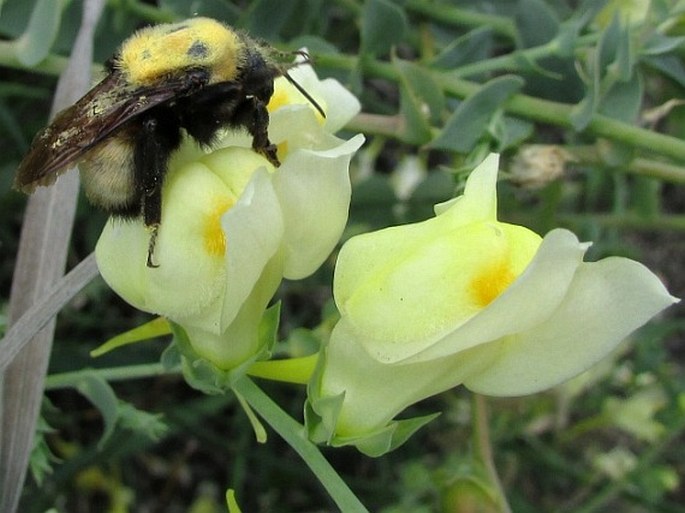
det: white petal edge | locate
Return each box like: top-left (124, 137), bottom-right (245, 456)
top-left (463, 256), bottom-right (678, 395)
top-left (275, 134), bottom-right (365, 279)
top-left (220, 169), bottom-right (284, 329)
top-left (280, 60), bottom-right (361, 132)
top-left (318, 77), bottom-right (362, 132)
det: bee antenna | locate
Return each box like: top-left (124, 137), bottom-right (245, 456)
top-left (282, 50), bottom-right (326, 119)
top-left (283, 71), bottom-right (326, 119)
top-left (292, 49), bottom-right (312, 64)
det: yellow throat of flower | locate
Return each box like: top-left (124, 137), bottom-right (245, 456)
top-left (469, 256), bottom-right (516, 308)
top-left (203, 196), bottom-right (234, 256)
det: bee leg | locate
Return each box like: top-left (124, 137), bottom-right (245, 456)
top-left (249, 98), bottom-right (280, 167)
top-left (142, 184), bottom-right (162, 268)
top-left (135, 115), bottom-right (180, 268)
top-left (178, 81), bottom-right (243, 145)
top-left (145, 224), bottom-right (160, 268)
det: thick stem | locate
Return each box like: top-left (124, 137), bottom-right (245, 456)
top-left (472, 394), bottom-right (512, 513)
top-left (233, 376), bottom-right (369, 513)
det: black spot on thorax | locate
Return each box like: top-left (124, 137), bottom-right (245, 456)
top-left (187, 41), bottom-right (209, 59)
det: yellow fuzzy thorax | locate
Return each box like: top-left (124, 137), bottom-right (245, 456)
top-left (117, 17), bottom-right (243, 85)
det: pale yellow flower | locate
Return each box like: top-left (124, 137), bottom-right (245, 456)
top-left (308, 154), bottom-right (677, 455)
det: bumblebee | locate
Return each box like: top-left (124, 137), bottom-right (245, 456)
top-left (14, 17), bottom-right (323, 267)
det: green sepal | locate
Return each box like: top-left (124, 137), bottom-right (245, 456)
top-left (306, 386), bottom-right (440, 457)
top-left (258, 300), bottom-right (281, 356)
top-left (306, 346), bottom-right (440, 457)
top-left (304, 347), bottom-right (342, 444)
top-left (334, 413), bottom-right (441, 458)
top-left (91, 317), bottom-right (171, 357)
top-left (304, 391), bottom-right (346, 445)
top-left (167, 302), bottom-right (282, 395)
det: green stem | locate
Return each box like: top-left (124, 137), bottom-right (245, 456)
top-left (3, 33), bottom-right (680, 163)
top-left (233, 376), bottom-right (369, 513)
top-left (45, 363), bottom-right (171, 389)
top-left (559, 213), bottom-right (685, 231)
top-left (441, 76), bottom-right (685, 163)
top-left (404, 0), bottom-right (516, 39)
top-left (118, 0), bottom-right (177, 23)
top-left (472, 394), bottom-right (512, 513)
top-left (0, 41), bottom-right (72, 76)
top-left (247, 355), bottom-right (318, 385)
top-left (317, 53), bottom-right (685, 163)
top-left (566, 145), bottom-right (685, 183)
top-left (453, 34), bottom-right (600, 78)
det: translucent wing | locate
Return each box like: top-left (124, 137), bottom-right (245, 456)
top-left (14, 69), bottom-right (209, 192)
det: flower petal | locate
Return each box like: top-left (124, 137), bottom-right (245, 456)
top-left (320, 316), bottom-right (512, 436)
top-left (319, 319), bottom-right (470, 436)
top-left (220, 168), bottom-right (285, 329)
top-left (269, 105), bottom-right (346, 154)
top-left (318, 76), bottom-right (362, 132)
top-left (403, 229), bottom-right (585, 363)
top-left (274, 62), bottom-right (361, 132)
top-left (434, 153), bottom-right (499, 223)
top-left (274, 134), bottom-right (365, 279)
top-left (462, 256), bottom-right (678, 395)
top-left (96, 219), bottom-right (153, 309)
top-left (186, 254), bottom-right (284, 369)
top-left (96, 161), bottom-right (232, 328)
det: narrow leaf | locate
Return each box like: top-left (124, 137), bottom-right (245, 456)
top-left (394, 61), bottom-right (435, 144)
top-left (515, 0), bottom-right (559, 47)
top-left (234, 389), bottom-right (268, 443)
top-left (430, 75), bottom-right (525, 153)
top-left (642, 34), bottom-right (685, 56)
top-left (431, 27), bottom-right (493, 69)
top-left (599, 72), bottom-right (643, 123)
top-left (644, 55), bottom-right (685, 87)
top-left (226, 489), bottom-right (243, 513)
top-left (75, 373), bottom-right (119, 449)
top-left (90, 317), bottom-right (171, 357)
top-left (13, 0), bottom-right (63, 66)
top-left (360, 0), bottom-right (407, 55)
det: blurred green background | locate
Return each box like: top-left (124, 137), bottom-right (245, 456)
top-left (1, 0), bottom-right (684, 511)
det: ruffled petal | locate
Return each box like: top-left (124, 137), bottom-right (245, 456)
top-left (463, 255), bottom-right (678, 395)
top-left (275, 134), bottom-right (365, 279)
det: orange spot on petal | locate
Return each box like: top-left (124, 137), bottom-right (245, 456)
top-left (203, 197), bottom-right (233, 257)
top-left (469, 258), bottom-right (516, 308)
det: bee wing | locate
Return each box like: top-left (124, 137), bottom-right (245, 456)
top-left (14, 69), bottom-right (207, 192)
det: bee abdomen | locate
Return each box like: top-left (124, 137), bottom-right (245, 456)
top-left (78, 134), bottom-right (139, 216)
